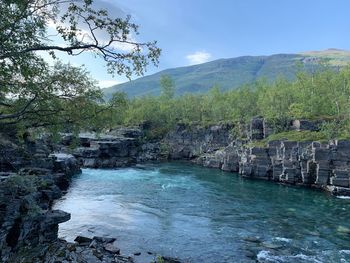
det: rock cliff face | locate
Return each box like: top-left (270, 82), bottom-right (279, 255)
top-left (164, 123), bottom-right (234, 159)
top-left (0, 133), bottom-right (139, 262)
top-left (59, 127), bottom-right (162, 168)
top-left (239, 140), bottom-right (350, 195)
top-left (72, 132), bottom-right (141, 168)
top-left (1, 118), bottom-right (350, 261)
top-left (0, 135), bottom-right (80, 262)
top-left (163, 120), bottom-right (350, 196)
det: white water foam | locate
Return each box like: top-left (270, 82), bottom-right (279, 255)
top-left (273, 237), bottom-right (292, 243)
top-left (161, 183), bottom-right (177, 190)
top-left (257, 250), bottom-right (323, 263)
top-left (336, 196), bottom-right (350, 199)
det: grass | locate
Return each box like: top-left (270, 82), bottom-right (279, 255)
top-left (248, 130), bottom-right (329, 147)
top-left (266, 130), bottom-right (327, 142)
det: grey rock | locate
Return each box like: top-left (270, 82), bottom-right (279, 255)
top-left (45, 210), bottom-right (71, 225)
top-left (74, 235), bottom-right (93, 245)
top-left (250, 116), bottom-right (264, 140)
top-left (93, 236), bottom-right (116, 244)
top-left (291, 119), bottom-right (319, 131)
top-left (104, 243), bottom-right (120, 254)
top-left (164, 123), bottom-right (234, 159)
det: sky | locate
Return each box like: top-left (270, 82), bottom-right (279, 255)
top-left (46, 0), bottom-right (350, 88)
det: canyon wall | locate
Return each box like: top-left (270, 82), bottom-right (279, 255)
top-left (60, 128), bottom-right (161, 168)
top-left (163, 120), bottom-right (350, 196)
top-left (58, 120), bottom-right (350, 196)
top-left (0, 134), bottom-right (135, 262)
top-left (1, 119), bottom-right (350, 261)
top-left (0, 134), bottom-right (80, 262)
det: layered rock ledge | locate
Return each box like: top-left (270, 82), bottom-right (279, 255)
top-left (0, 141), bottom-right (83, 262)
top-left (2, 119), bottom-right (350, 261)
top-left (57, 122), bottom-right (350, 197)
top-left (59, 128), bottom-right (162, 168)
top-left (0, 130), bottom-right (179, 262)
top-left (163, 121), bottom-right (350, 197)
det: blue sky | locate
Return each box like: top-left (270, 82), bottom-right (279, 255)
top-left (48, 0), bottom-right (350, 88)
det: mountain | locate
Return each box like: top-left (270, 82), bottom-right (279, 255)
top-left (103, 49), bottom-right (350, 98)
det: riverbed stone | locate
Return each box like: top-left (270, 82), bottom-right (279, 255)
top-left (74, 236), bottom-right (93, 245)
top-left (104, 243), bottom-right (121, 254)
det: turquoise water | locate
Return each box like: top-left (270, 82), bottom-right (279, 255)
top-left (53, 162), bottom-right (350, 263)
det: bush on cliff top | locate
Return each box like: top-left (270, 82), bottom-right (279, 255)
top-left (247, 131), bottom-right (324, 147)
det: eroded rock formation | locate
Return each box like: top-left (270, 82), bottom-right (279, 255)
top-left (59, 127), bottom-right (162, 168)
top-left (0, 135), bottom-right (80, 262)
top-left (163, 120), bottom-right (350, 196)
top-left (1, 118), bottom-right (350, 262)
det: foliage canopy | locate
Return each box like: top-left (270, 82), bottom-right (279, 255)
top-left (0, 0), bottom-right (160, 131)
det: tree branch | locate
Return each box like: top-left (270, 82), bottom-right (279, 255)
top-left (0, 95), bottom-right (37, 120)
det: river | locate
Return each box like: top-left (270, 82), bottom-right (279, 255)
top-left (53, 162), bottom-right (350, 263)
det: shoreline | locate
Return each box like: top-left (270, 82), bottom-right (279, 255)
top-left (1, 119), bottom-right (350, 261)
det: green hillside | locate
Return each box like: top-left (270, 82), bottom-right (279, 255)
top-left (103, 49), bottom-right (350, 98)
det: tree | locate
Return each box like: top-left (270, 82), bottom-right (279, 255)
top-left (96, 92), bottom-right (129, 130)
top-left (159, 75), bottom-right (175, 100)
top-left (0, 0), bottom-right (161, 130)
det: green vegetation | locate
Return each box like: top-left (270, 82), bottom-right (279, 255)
top-left (301, 48), bottom-right (350, 66)
top-left (2, 2), bottom-right (350, 144)
top-left (0, 0), bottom-right (160, 134)
top-left (248, 131), bottom-right (329, 148)
top-left (151, 255), bottom-right (165, 263)
top-left (264, 131), bottom-right (327, 142)
top-left (104, 49), bottom-right (350, 98)
top-left (97, 65), bottom-right (350, 140)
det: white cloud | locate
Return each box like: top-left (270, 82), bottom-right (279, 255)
top-left (110, 39), bottom-right (137, 52)
top-left (99, 79), bottom-right (126, 88)
top-left (47, 18), bottom-right (137, 53)
top-left (45, 1), bottom-right (138, 54)
top-left (186, 51), bottom-right (212, 65)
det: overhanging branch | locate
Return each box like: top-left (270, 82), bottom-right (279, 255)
top-left (0, 95), bottom-right (37, 120)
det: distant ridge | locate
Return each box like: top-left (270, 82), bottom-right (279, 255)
top-left (103, 49), bottom-right (350, 98)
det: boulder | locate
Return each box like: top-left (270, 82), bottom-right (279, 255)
top-left (291, 119), bottom-right (319, 131)
top-left (74, 236), bottom-right (93, 245)
top-left (103, 243), bottom-right (120, 254)
top-left (50, 153), bottom-right (81, 176)
top-left (250, 116), bottom-right (264, 140)
top-left (93, 236), bottom-right (116, 244)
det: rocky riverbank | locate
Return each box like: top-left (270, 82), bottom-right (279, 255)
top-left (57, 119), bottom-right (350, 197)
top-left (0, 131), bottom-right (178, 262)
top-left (163, 118), bottom-right (350, 196)
top-left (2, 118), bottom-right (350, 261)
top-left (68, 129), bottom-right (162, 168)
